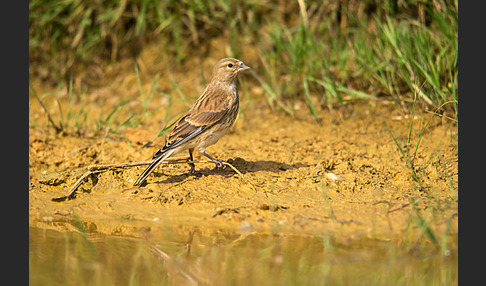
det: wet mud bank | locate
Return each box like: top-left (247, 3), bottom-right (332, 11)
top-left (29, 100), bottom-right (458, 249)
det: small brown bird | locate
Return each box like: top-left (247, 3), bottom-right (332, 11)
top-left (133, 58), bottom-right (250, 186)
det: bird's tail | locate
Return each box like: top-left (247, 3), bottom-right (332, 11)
top-left (133, 149), bottom-right (175, 186)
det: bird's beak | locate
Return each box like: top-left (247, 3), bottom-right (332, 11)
top-left (238, 63), bottom-right (250, 71)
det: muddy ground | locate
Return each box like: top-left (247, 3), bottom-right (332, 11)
top-left (29, 50), bottom-right (458, 249)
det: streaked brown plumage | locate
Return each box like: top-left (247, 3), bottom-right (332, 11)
top-left (133, 58), bottom-right (250, 186)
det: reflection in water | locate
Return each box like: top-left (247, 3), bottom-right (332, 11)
top-left (29, 226), bottom-right (457, 285)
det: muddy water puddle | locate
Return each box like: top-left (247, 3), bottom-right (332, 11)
top-left (29, 223), bottom-right (457, 285)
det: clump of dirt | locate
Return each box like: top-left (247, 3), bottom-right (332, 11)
top-left (29, 96), bottom-right (458, 246)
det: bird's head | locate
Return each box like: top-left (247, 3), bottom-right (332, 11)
top-left (211, 58), bottom-right (250, 84)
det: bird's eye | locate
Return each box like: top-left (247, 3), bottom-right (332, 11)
top-left (227, 63), bottom-right (233, 68)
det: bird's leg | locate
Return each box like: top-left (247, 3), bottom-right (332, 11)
top-left (188, 148), bottom-right (196, 173)
top-left (203, 152), bottom-right (226, 169)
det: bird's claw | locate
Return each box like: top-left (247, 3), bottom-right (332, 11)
top-left (214, 160), bottom-right (226, 169)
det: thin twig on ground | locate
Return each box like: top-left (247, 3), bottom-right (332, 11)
top-left (52, 159), bottom-right (258, 201)
top-left (30, 82), bottom-right (63, 133)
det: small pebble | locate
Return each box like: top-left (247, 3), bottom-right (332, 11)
top-left (326, 173), bottom-right (344, 181)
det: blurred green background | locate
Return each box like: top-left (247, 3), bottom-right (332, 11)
top-left (29, 0), bottom-right (458, 118)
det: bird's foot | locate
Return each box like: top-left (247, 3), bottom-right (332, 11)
top-left (189, 162), bottom-right (196, 173)
top-left (212, 159), bottom-right (226, 169)
top-left (188, 163), bottom-right (203, 177)
top-left (203, 152), bottom-right (226, 169)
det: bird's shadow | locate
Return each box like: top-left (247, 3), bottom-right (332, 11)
top-left (149, 157), bottom-right (309, 185)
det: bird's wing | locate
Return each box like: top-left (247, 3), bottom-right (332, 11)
top-left (152, 86), bottom-right (231, 159)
